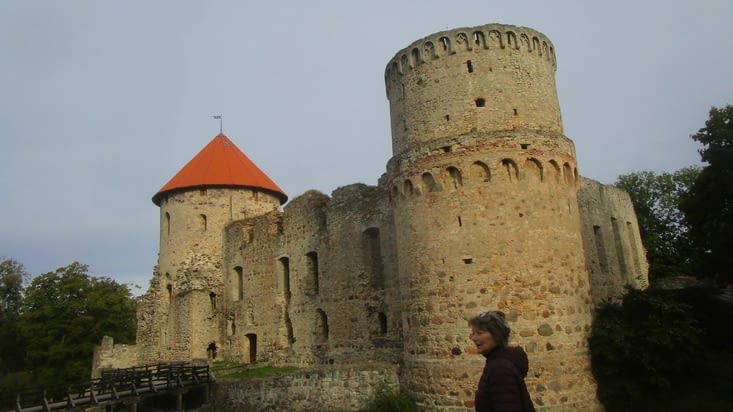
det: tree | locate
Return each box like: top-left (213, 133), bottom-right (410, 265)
top-left (18, 262), bottom-right (137, 385)
top-left (680, 105), bottom-right (733, 285)
top-left (615, 167), bottom-right (700, 281)
top-left (0, 258), bottom-right (29, 372)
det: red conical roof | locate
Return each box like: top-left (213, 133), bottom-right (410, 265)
top-left (152, 134), bottom-right (287, 205)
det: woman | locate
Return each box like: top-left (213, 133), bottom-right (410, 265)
top-left (469, 311), bottom-right (535, 412)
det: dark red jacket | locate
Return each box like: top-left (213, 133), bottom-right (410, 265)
top-left (475, 346), bottom-right (535, 412)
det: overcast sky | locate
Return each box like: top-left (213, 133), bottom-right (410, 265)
top-left (2, 1), bottom-right (731, 294)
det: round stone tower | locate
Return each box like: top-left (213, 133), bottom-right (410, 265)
top-left (139, 134), bottom-right (287, 362)
top-left (384, 24), bottom-right (599, 409)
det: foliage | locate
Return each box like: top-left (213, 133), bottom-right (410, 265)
top-left (358, 383), bottom-right (417, 412)
top-left (589, 287), bottom-right (703, 410)
top-left (615, 168), bottom-right (700, 281)
top-left (680, 105), bottom-right (733, 285)
top-left (0, 258), bottom-right (30, 372)
top-left (17, 262), bottom-right (137, 385)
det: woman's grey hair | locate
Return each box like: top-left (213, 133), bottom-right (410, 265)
top-left (468, 310), bottom-right (511, 348)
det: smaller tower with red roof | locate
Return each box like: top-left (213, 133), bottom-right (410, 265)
top-left (138, 134), bottom-right (286, 362)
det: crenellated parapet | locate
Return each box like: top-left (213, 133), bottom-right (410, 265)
top-left (384, 23), bottom-right (564, 157)
top-left (385, 23), bottom-right (556, 83)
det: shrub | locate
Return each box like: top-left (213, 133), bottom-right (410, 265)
top-left (358, 383), bottom-right (417, 412)
top-left (589, 287), bottom-right (703, 410)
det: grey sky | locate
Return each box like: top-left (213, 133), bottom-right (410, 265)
top-left (2, 1), bottom-right (731, 294)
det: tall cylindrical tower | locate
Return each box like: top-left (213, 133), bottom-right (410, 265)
top-left (385, 24), bottom-right (599, 409)
top-left (137, 134), bottom-right (287, 363)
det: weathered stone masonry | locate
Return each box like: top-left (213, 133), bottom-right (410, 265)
top-left (94, 23), bottom-right (647, 411)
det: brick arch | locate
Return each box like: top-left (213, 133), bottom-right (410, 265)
top-left (563, 162), bottom-right (574, 185)
top-left (421, 172), bottom-right (442, 192)
top-left (523, 158), bottom-right (543, 182)
top-left (403, 179), bottom-right (414, 197)
top-left (469, 161), bottom-right (491, 183)
top-left (499, 158), bottom-right (519, 182)
top-left (548, 160), bottom-right (561, 183)
top-left (445, 166), bottom-right (463, 189)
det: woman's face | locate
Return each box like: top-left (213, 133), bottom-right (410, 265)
top-left (470, 326), bottom-right (498, 355)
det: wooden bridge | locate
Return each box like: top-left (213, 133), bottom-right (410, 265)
top-left (2, 362), bottom-right (213, 412)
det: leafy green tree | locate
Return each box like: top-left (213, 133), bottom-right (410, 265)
top-left (18, 262), bottom-right (136, 385)
top-left (615, 167), bottom-right (700, 281)
top-left (0, 258), bottom-right (29, 372)
top-left (680, 105), bottom-right (733, 286)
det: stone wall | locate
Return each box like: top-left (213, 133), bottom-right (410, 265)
top-left (578, 177), bottom-right (648, 304)
top-left (91, 336), bottom-right (139, 378)
top-left (204, 364), bottom-right (400, 412)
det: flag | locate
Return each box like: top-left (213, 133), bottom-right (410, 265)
top-left (213, 115), bottom-right (222, 119)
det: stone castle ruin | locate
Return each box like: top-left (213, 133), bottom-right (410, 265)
top-left (94, 23), bottom-right (647, 410)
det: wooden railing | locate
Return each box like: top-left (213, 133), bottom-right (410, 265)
top-left (2, 362), bottom-right (213, 412)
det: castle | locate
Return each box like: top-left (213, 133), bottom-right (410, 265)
top-left (94, 23), bottom-right (647, 411)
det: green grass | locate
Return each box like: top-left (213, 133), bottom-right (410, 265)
top-left (210, 360), bottom-right (299, 380)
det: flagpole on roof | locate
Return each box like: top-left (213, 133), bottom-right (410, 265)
top-left (213, 115), bottom-right (223, 135)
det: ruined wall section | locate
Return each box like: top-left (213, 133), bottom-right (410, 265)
top-left (91, 336), bottom-right (139, 378)
top-left (219, 191), bottom-right (333, 366)
top-left (219, 186), bottom-right (404, 367)
top-left (315, 184), bottom-right (402, 364)
top-left (220, 210), bottom-right (285, 364)
top-left (578, 177), bottom-right (649, 304)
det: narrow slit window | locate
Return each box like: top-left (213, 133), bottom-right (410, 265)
top-left (467, 60), bottom-right (473, 73)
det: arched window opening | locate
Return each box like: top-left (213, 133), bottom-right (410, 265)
top-left (199, 214), bottom-right (207, 231)
top-left (501, 159), bottom-right (519, 182)
top-left (234, 266), bottom-right (244, 301)
top-left (363, 228), bottom-right (384, 289)
top-left (227, 313), bottom-right (236, 336)
top-left (403, 179), bottom-right (414, 197)
top-left (525, 158), bottom-right (543, 182)
top-left (378, 312), bottom-right (388, 335)
top-left (447, 166), bottom-right (463, 189)
top-left (165, 212), bottom-right (171, 237)
top-left (278, 257), bottom-right (291, 301)
top-left (316, 309), bottom-right (329, 342)
top-left (563, 163), bottom-right (573, 185)
top-left (209, 292), bottom-right (217, 310)
top-left (245, 333), bottom-right (257, 363)
top-left (548, 160), bottom-right (561, 183)
top-left (422, 172), bottom-right (441, 192)
top-left (411, 48), bottom-right (421, 66)
top-left (471, 161), bottom-right (491, 183)
top-left (440, 36), bottom-right (450, 52)
top-left (306, 252), bottom-right (319, 294)
top-left (166, 283), bottom-right (172, 304)
top-left (285, 311), bottom-right (295, 345)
